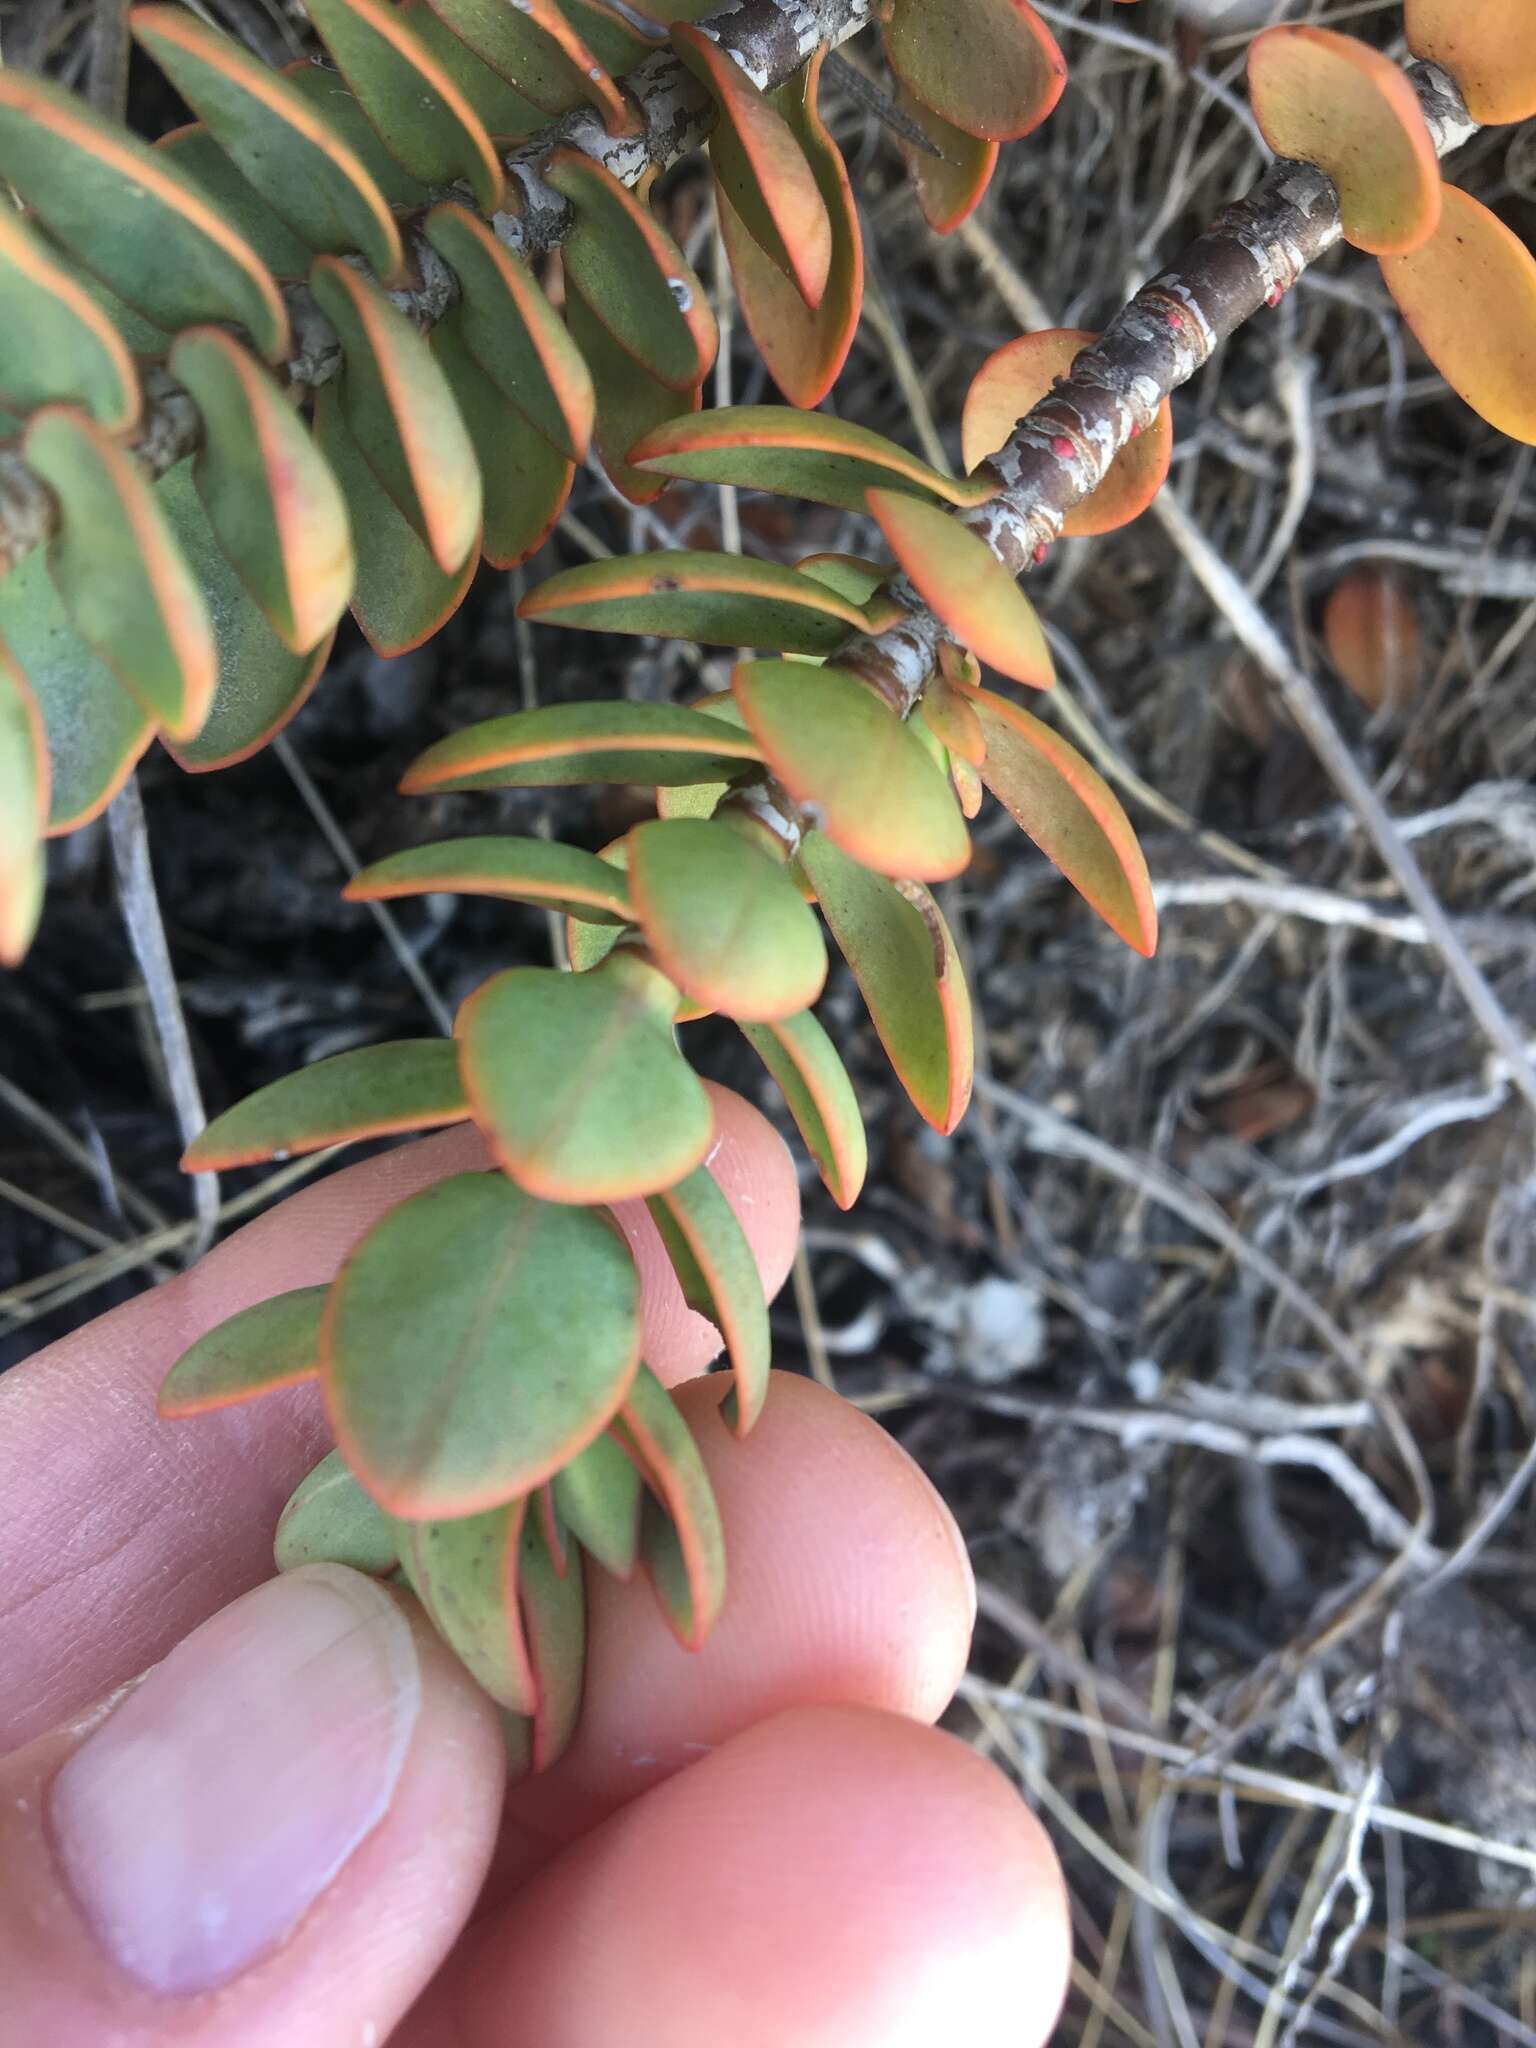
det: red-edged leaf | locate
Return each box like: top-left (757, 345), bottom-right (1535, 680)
top-left (921, 672), bottom-right (986, 765)
top-left (563, 285), bottom-right (703, 505)
top-left (647, 1163), bottom-right (771, 1433)
top-left (403, 700), bottom-right (764, 794)
top-left (799, 830), bottom-right (973, 1135)
top-left (274, 1450), bottom-right (401, 1576)
top-left (184, 1040), bottom-right (469, 1171)
top-left (457, 956), bottom-right (715, 1203)
top-left (421, 0), bottom-right (632, 131)
top-left (894, 78), bottom-right (997, 233)
top-left (970, 688), bottom-right (1157, 955)
top-left (158, 1287), bottom-right (327, 1416)
top-left (738, 1009), bottom-right (868, 1211)
top-left (733, 659), bottom-right (971, 883)
top-left (551, 1432), bottom-right (643, 1580)
top-left (1405, 0), bottom-right (1536, 126)
top-left (348, 835), bottom-right (633, 923)
top-left (885, 0), bottom-right (1066, 144)
top-left (399, 1499), bottom-right (537, 1712)
top-left (431, 313), bottom-right (574, 570)
top-left (616, 1364), bottom-right (726, 1651)
top-left (324, 1171), bottom-right (642, 1518)
top-left (518, 1506), bottom-right (587, 1771)
top-left (518, 549), bottom-right (871, 654)
top-left (868, 487), bottom-right (1054, 689)
top-left (0, 207), bottom-right (139, 433)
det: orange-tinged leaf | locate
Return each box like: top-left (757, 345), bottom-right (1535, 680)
top-left (422, 0), bottom-right (631, 131)
top-left (0, 548), bottom-right (152, 836)
top-left (552, 1434), bottom-right (643, 1580)
top-left (518, 1504), bottom-right (586, 1770)
top-left (278, 58), bottom-right (433, 210)
top-left (0, 209), bottom-right (138, 434)
top-left (1405, 0), bottom-right (1536, 127)
top-left (647, 1162), bottom-right (771, 1433)
top-left (274, 1450), bottom-right (401, 1577)
top-left (0, 70), bottom-right (287, 360)
top-left (798, 831), bottom-right (973, 1135)
top-left (1380, 187), bottom-right (1536, 446)
top-left (348, 835), bottom-right (633, 924)
top-left (184, 1040), bottom-right (470, 1171)
top-left (312, 383), bottom-right (480, 659)
top-left (1247, 26), bottom-right (1440, 256)
top-left (893, 78), bottom-right (997, 234)
top-left (733, 660), bottom-right (972, 883)
top-left (400, 0), bottom-right (549, 139)
top-left (674, 23), bottom-right (831, 307)
top-left (0, 646), bottom-right (47, 966)
top-left (170, 327), bottom-right (353, 654)
top-left (714, 47), bottom-right (863, 409)
top-left (519, 550), bottom-right (872, 653)
top-left (423, 202), bottom-right (594, 461)
top-left (793, 553), bottom-right (893, 612)
top-left (23, 406), bottom-right (216, 742)
top-left (970, 689), bottom-right (1156, 955)
top-left (886, 0), bottom-right (1066, 144)
top-left (738, 1009), bottom-right (867, 1210)
top-left (324, 1171), bottom-right (642, 1520)
top-left (563, 286), bottom-right (703, 505)
top-left (868, 488), bottom-right (1055, 690)
top-left (631, 404), bottom-right (996, 512)
top-left (545, 148), bottom-right (716, 392)
top-left (951, 752), bottom-right (983, 819)
top-left (617, 1363), bottom-right (726, 1651)
top-left (128, 4), bottom-right (404, 280)
top-left (304, 0), bottom-right (504, 210)
top-left (397, 1499), bottom-right (537, 1711)
top-left (1322, 569), bottom-right (1421, 710)
top-left (153, 120), bottom-right (316, 280)
top-left (310, 254), bottom-right (481, 575)
top-left (154, 460), bottom-right (334, 773)
top-left (158, 1287), bottom-right (326, 1417)
top-left (962, 330), bottom-right (1174, 536)
top-left (404, 700), bottom-right (764, 794)
top-left (627, 816), bottom-right (827, 1022)
top-left (430, 313), bottom-right (574, 571)
top-left (921, 672), bottom-right (987, 765)
top-left (457, 957), bottom-right (715, 1203)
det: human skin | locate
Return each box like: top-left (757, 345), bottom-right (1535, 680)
top-left (0, 1086), bottom-right (1071, 2045)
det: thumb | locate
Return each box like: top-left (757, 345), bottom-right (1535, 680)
top-left (0, 1564), bottom-right (505, 2046)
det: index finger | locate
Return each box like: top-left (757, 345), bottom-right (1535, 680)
top-left (0, 1087), bottom-right (799, 1752)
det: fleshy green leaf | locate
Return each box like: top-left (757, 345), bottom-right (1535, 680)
top-left (552, 1433), bottom-right (643, 1580)
top-left (431, 312), bottom-right (574, 570)
top-left (1247, 26), bottom-right (1439, 255)
top-left (309, 254), bottom-right (481, 575)
top-left (419, 0), bottom-right (632, 129)
top-left (349, 835), bottom-right (633, 923)
top-left (278, 59), bottom-right (433, 209)
top-left (674, 22), bottom-right (832, 307)
top-left (457, 955), bottom-right (715, 1202)
top-left (799, 830), bottom-right (973, 1135)
top-left (617, 1364), bottom-right (726, 1651)
top-left (867, 488), bottom-right (1055, 689)
top-left (399, 0), bottom-right (550, 138)
top-left (738, 1009), bottom-right (868, 1211)
top-left (184, 1040), bottom-right (470, 1171)
top-left (630, 404), bottom-right (995, 512)
top-left (0, 208), bottom-right (138, 433)
top-left (153, 122), bottom-right (316, 280)
top-left (129, 4), bottom-right (404, 279)
top-left (1380, 187), bottom-right (1536, 446)
top-left (563, 285), bottom-right (702, 504)
top-left (423, 202), bottom-right (594, 461)
top-left (275, 1450), bottom-right (401, 1576)
top-left (154, 461), bottom-right (333, 773)
top-left (519, 1505), bottom-right (587, 1770)
top-left (885, 0), bottom-right (1066, 144)
top-left (23, 405), bottom-right (216, 742)
top-left (627, 816), bottom-right (827, 1021)
top-left (403, 699), bottom-right (764, 794)
top-left (398, 1499), bottom-right (536, 1710)
top-left (921, 671), bottom-right (986, 765)
top-left (325, 1171), bottom-right (642, 1517)
top-left (0, 647), bottom-right (47, 967)
top-left (158, 1286), bottom-right (327, 1416)
top-left (962, 329), bottom-right (1173, 536)
top-left (970, 688), bottom-right (1157, 955)
top-left (715, 47), bottom-right (863, 409)
top-left (545, 148), bottom-right (716, 392)
top-left (732, 660), bottom-right (971, 882)
top-left (894, 78), bottom-right (998, 234)
top-left (313, 384), bottom-right (480, 658)
top-left (0, 68), bottom-right (288, 360)
top-left (169, 326), bottom-right (354, 654)
top-left (647, 1163), bottom-right (771, 1433)
top-left (304, 0), bottom-right (504, 210)
top-left (792, 553), bottom-right (893, 611)
top-left (0, 546), bottom-right (152, 834)
top-left (520, 549), bottom-right (871, 654)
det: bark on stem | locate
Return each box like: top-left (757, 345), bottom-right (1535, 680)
top-left (0, 0), bottom-right (873, 570)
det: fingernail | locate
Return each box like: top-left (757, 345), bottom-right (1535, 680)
top-left (50, 1563), bottom-right (420, 1997)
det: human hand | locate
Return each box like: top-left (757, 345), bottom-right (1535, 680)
top-left (0, 1087), bottom-right (1070, 2045)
